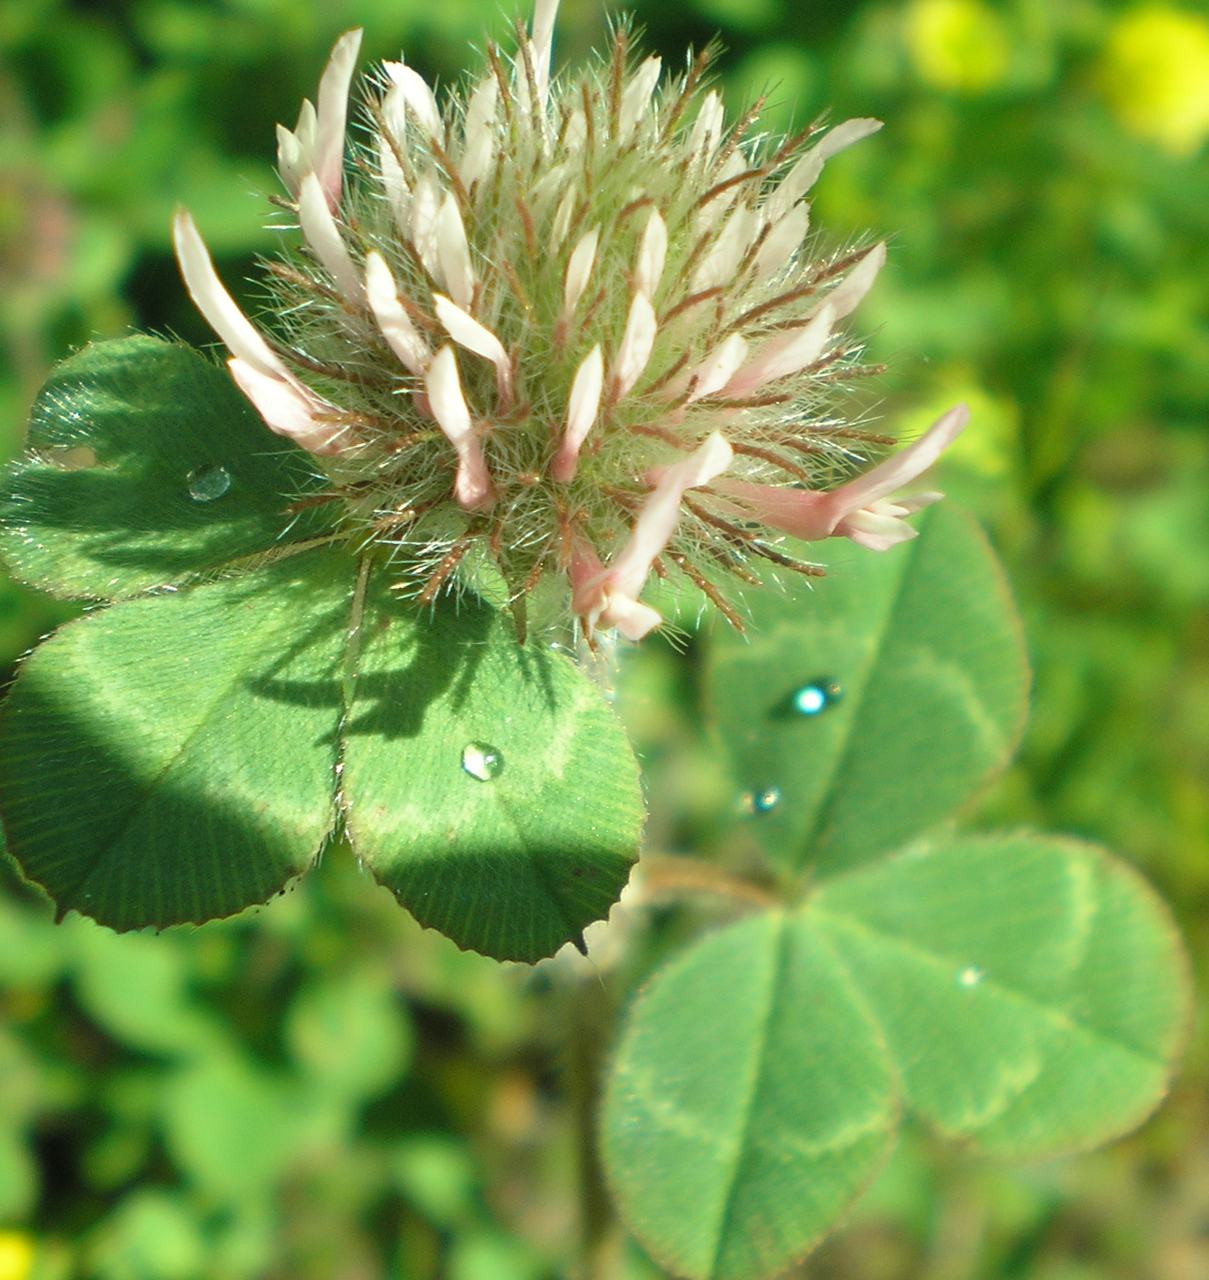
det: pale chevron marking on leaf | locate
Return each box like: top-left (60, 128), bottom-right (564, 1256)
top-left (811, 897), bottom-right (1172, 1131)
top-left (891, 640), bottom-right (1012, 761)
top-left (619, 1061), bottom-right (733, 1154)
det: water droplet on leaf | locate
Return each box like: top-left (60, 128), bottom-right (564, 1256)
top-left (739, 786), bottom-right (781, 816)
top-left (957, 965), bottom-right (985, 989)
top-left (792, 678), bottom-right (843, 717)
top-left (187, 464), bottom-right (232, 502)
top-left (462, 742), bottom-right (503, 781)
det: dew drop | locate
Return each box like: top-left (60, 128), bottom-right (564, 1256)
top-left (187, 464), bottom-right (232, 502)
top-left (957, 965), bottom-right (985, 989)
top-left (792, 677), bottom-right (843, 717)
top-left (461, 741), bottom-right (503, 781)
top-left (739, 786), bottom-right (781, 816)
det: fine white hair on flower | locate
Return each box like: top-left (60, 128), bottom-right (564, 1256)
top-left (173, 1), bottom-right (966, 640)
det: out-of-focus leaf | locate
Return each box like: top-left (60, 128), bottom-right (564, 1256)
top-left (0, 889), bottom-right (64, 987)
top-left (392, 1134), bottom-right (478, 1229)
top-left (162, 1051), bottom-right (301, 1202)
top-left (0, 1128), bottom-right (36, 1221)
top-left (88, 1189), bottom-right (206, 1280)
top-left (70, 923), bottom-right (220, 1056)
top-left (285, 965), bottom-right (412, 1100)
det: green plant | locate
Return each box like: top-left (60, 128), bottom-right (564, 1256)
top-left (0, 3), bottom-right (1189, 1275)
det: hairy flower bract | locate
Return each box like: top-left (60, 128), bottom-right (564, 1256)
top-left (175, 0), bottom-right (966, 641)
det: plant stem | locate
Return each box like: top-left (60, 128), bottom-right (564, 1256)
top-left (565, 974), bottom-right (621, 1280)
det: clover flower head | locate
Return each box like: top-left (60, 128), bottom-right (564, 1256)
top-left (174, 0), bottom-right (965, 641)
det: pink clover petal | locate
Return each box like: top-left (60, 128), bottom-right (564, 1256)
top-left (228, 359), bottom-right (345, 456)
top-left (365, 252), bottom-right (431, 376)
top-left (314, 29), bottom-right (363, 209)
top-left (173, 209), bottom-right (284, 379)
top-left (298, 173), bottom-right (365, 306)
top-left (714, 478), bottom-right (837, 541)
top-left (383, 62), bottom-right (443, 141)
top-left (717, 403), bottom-right (968, 549)
top-left (829, 403), bottom-right (969, 512)
top-left (599, 594), bottom-right (664, 642)
top-left (606, 431), bottom-right (733, 600)
top-left (552, 345), bottom-right (605, 482)
top-left (722, 303), bottom-right (834, 398)
top-left (572, 433), bottom-right (732, 638)
top-left (424, 346), bottom-right (496, 511)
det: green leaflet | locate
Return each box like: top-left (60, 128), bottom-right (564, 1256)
top-left (0, 336), bottom-right (332, 601)
top-left (342, 573), bottom-right (644, 963)
top-left (0, 550), bottom-right (353, 929)
top-left (604, 834), bottom-right (1190, 1278)
top-left (810, 833), bottom-right (1192, 1157)
top-left (0, 540), bottom-right (642, 960)
top-left (600, 912), bottom-right (897, 1280)
top-left (704, 505), bottom-right (1028, 876)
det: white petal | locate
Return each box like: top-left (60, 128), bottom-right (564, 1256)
top-left (723, 302), bottom-right (834, 396)
top-left (634, 208), bottom-right (668, 298)
top-left (531, 0), bottom-right (561, 105)
top-left (695, 151), bottom-right (747, 231)
top-left (365, 252), bottom-right (431, 376)
top-left (608, 431), bottom-right (733, 598)
top-left (228, 359), bottom-right (343, 456)
top-left (313, 29), bottom-right (363, 209)
top-left (275, 100), bottom-right (315, 198)
top-left (818, 241), bottom-right (885, 320)
top-left (551, 188), bottom-right (576, 247)
top-left (424, 346), bottom-right (470, 437)
top-left (460, 77), bottom-right (499, 189)
top-left (552, 345), bottom-right (605, 481)
top-left (436, 193), bottom-right (476, 310)
top-left (767, 117), bottom-right (883, 223)
top-left (564, 109), bottom-right (587, 150)
top-left (753, 204), bottom-right (810, 283)
top-left (433, 294), bottom-right (512, 397)
top-left (613, 293), bottom-right (658, 399)
top-left (293, 98), bottom-right (318, 152)
top-left (839, 507), bottom-right (920, 550)
top-left (173, 209), bottom-right (284, 378)
top-left (381, 77), bottom-right (408, 141)
top-left (602, 595), bottom-right (663, 642)
top-left (564, 227), bottom-right (599, 314)
top-left (298, 173), bottom-right (365, 307)
top-left (384, 61), bottom-right (442, 140)
top-left (815, 116), bottom-right (884, 162)
top-left (619, 57), bottom-right (661, 139)
top-left (688, 335), bottom-right (748, 401)
top-left (688, 91), bottom-right (724, 162)
top-left (410, 174), bottom-right (442, 279)
top-left (692, 204), bottom-right (761, 292)
top-left (424, 346), bottom-right (495, 510)
top-left (377, 136), bottom-right (411, 229)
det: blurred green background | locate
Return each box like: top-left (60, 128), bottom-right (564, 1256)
top-left (2, 0), bottom-right (1207, 1276)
